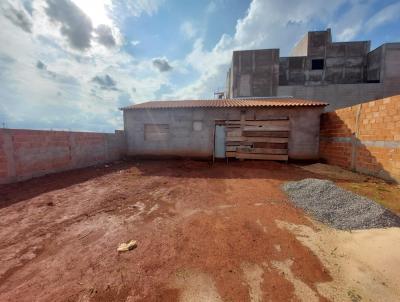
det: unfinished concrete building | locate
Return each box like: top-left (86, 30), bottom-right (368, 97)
top-left (225, 29), bottom-right (400, 110)
top-left (121, 98), bottom-right (327, 161)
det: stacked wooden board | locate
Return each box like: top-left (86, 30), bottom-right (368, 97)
top-left (225, 119), bottom-right (289, 161)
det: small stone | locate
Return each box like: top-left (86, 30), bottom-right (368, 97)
top-left (117, 240), bottom-right (137, 252)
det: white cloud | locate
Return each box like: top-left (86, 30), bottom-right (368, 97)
top-left (0, 0), bottom-right (168, 131)
top-left (95, 24), bottom-right (117, 47)
top-left (365, 2), bottom-right (400, 32)
top-left (332, 0), bottom-right (372, 41)
top-left (43, 0), bottom-right (122, 50)
top-left (1, 0), bottom-right (398, 132)
top-left (0, 0), bottom-right (32, 32)
top-left (167, 0), bottom-right (397, 100)
top-left (180, 21), bottom-right (197, 39)
top-left (111, 0), bottom-right (165, 18)
top-left (167, 0), bottom-right (349, 99)
top-left (45, 0), bottom-right (94, 50)
top-left (232, 0), bottom-right (348, 51)
top-left (152, 57), bottom-right (173, 72)
top-left (336, 27), bottom-right (360, 41)
top-left (164, 37), bottom-right (232, 99)
top-left (70, 0), bottom-right (113, 27)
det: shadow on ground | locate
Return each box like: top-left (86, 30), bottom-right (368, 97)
top-left (2, 157), bottom-right (384, 210)
top-left (0, 161), bottom-right (131, 209)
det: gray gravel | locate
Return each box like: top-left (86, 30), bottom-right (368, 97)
top-left (282, 178), bottom-right (400, 230)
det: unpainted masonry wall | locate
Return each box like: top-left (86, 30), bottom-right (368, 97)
top-left (230, 49), bottom-right (280, 98)
top-left (227, 28), bottom-right (400, 111)
top-left (278, 82), bottom-right (384, 111)
top-left (320, 95), bottom-right (400, 182)
top-left (124, 106), bottom-right (323, 160)
top-left (0, 129), bottom-right (126, 184)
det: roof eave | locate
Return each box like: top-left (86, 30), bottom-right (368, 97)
top-left (120, 104), bottom-right (328, 110)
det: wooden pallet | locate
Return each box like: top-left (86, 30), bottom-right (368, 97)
top-left (224, 119), bottom-right (289, 161)
top-left (236, 153), bottom-right (289, 161)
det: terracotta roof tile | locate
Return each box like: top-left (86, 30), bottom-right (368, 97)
top-left (121, 98), bottom-right (328, 110)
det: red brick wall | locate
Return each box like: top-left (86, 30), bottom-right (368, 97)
top-left (319, 141), bottom-right (352, 168)
top-left (320, 95), bottom-right (400, 182)
top-left (0, 129), bottom-right (125, 184)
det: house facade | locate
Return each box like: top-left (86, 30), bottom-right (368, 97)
top-left (121, 98), bottom-right (327, 160)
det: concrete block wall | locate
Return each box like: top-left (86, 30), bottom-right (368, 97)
top-left (367, 46), bottom-right (382, 82)
top-left (320, 95), bottom-right (400, 182)
top-left (278, 82), bottom-right (384, 111)
top-left (0, 129), bottom-right (126, 184)
top-left (226, 29), bottom-right (400, 111)
top-left (280, 42), bottom-right (370, 86)
top-left (124, 106), bottom-right (324, 160)
top-left (325, 41), bottom-right (370, 84)
top-left (382, 43), bottom-right (400, 97)
top-left (230, 49), bottom-right (280, 98)
top-left (279, 29), bottom-right (370, 86)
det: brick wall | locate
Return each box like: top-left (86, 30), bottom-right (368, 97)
top-left (320, 95), bottom-right (400, 182)
top-left (0, 129), bottom-right (126, 184)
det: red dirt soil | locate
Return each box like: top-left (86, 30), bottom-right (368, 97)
top-left (0, 160), bottom-right (331, 302)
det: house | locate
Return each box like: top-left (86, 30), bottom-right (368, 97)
top-left (225, 29), bottom-right (400, 111)
top-left (121, 98), bottom-right (327, 160)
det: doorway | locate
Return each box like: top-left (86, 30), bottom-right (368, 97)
top-left (214, 125), bottom-right (226, 158)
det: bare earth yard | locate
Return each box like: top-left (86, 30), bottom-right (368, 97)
top-left (0, 160), bottom-right (399, 302)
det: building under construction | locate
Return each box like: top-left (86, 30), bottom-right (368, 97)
top-left (225, 28), bottom-right (400, 110)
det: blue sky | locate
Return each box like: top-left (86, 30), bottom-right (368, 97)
top-left (0, 0), bottom-right (399, 132)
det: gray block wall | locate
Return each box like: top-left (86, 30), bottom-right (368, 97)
top-left (226, 29), bottom-right (400, 110)
top-left (324, 41), bottom-right (370, 84)
top-left (231, 49), bottom-right (280, 98)
top-left (277, 83), bottom-right (384, 111)
top-left (279, 30), bottom-right (370, 86)
top-left (382, 43), bottom-right (400, 97)
top-left (367, 46), bottom-right (382, 82)
top-left (123, 107), bottom-right (324, 160)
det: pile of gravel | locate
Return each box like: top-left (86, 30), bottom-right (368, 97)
top-left (282, 178), bottom-right (400, 230)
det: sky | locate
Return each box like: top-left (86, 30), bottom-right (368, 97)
top-left (0, 0), bottom-right (399, 132)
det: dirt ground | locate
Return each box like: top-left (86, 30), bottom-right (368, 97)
top-left (0, 160), bottom-right (399, 302)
